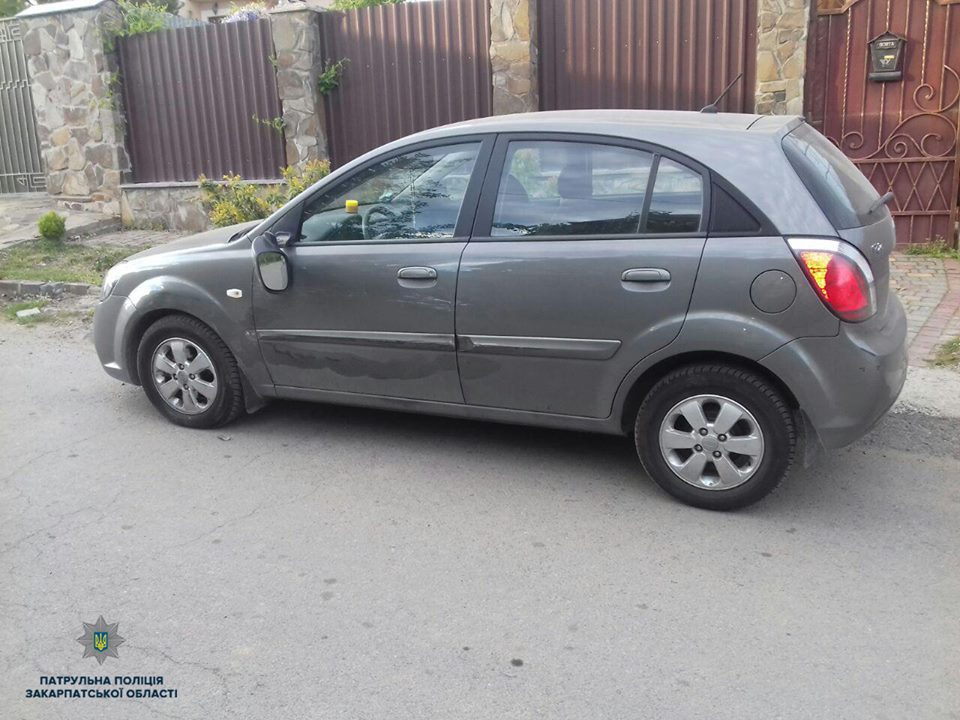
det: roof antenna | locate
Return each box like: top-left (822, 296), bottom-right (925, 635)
top-left (700, 73), bottom-right (744, 114)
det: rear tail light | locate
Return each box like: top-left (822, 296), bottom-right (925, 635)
top-left (787, 238), bottom-right (877, 322)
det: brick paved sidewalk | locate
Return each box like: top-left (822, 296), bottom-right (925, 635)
top-left (890, 253), bottom-right (960, 366)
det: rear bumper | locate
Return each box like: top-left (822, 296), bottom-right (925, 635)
top-left (760, 293), bottom-right (908, 449)
top-left (93, 294), bottom-right (139, 385)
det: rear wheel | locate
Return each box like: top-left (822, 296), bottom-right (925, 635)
top-left (634, 364), bottom-right (796, 510)
top-left (137, 315), bottom-right (244, 429)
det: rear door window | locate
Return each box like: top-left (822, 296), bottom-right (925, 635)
top-left (491, 140), bottom-right (654, 237)
top-left (489, 139), bottom-right (704, 237)
top-left (782, 123), bottom-right (881, 229)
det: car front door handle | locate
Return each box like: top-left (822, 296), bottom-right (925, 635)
top-left (622, 268), bottom-right (671, 283)
top-left (398, 266), bottom-right (438, 281)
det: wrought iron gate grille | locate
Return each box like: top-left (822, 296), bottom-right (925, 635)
top-left (0, 18), bottom-right (45, 194)
top-left (806, 0), bottom-right (960, 246)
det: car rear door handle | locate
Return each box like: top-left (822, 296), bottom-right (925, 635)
top-left (398, 266), bottom-right (438, 280)
top-left (622, 268), bottom-right (671, 283)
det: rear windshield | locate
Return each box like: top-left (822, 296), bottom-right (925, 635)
top-left (782, 123), bottom-right (881, 229)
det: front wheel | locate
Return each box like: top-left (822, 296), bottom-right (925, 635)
top-left (137, 314), bottom-right (244, 429)
top-left (635, 364), bottom-right (797, 510)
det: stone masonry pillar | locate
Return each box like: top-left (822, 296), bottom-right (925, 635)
top-left (18, 0), bottom-right (129, 214)
top-left (489, 0), bottom-right (538, 114)
top-left (754, 0), bottom-right (813, 115)
top-left (269, 7), bottom-right (328, 168)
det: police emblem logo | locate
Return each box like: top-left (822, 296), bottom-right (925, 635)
top-left (77, 616), bottom-right (125, 665)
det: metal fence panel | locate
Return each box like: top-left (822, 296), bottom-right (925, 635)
top-left (539, 0), bottom-right (758, 114)
top-left (0, 18), bottom-right (44, 194)
top-left (119, 19), bottom-right (286, 183)
top-left (320, 0), bottom-right (492, 168)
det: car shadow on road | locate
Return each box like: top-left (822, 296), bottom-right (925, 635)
top-left (245, 398), bottom-right (636, 468)
top-left (120, 388), bottom-right (958, 518)
top-left (235, 399), bottom-right (953, 513)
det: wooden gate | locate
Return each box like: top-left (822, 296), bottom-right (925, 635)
top-left (538, 0), bottom-right (758, 113)
top-left (0, 18), bottom-right (44, 194)
top-left (806, 0), bottom-right (960, 246)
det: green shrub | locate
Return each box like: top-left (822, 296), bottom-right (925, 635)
top-left (223, 2), bottom-right (267, 22)
top-left (37, 211), bottom-right (66, 241)
top-left (932, 337), bottom-right (960, 368)
top-left (904, 237), bottom-right (960, 260)
top-left (1, 0), bottom-right (27, 20)
top-left (318, 58), bottom-right (349, 95)
top-left (103, 0), bottom-right (173, 49)
top-left (118, 0), bottom-right (170, 35)
top-left (199, 160), bottom-right (331, 228)
top-left (199, 175), bottom-right (273, 228)
top-left (274, 161), bottom-right (332, 199)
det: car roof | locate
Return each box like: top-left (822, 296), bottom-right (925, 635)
top-left (417, 109), bottom-right (799, 138)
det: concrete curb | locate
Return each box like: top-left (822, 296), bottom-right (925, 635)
top-left (66, 217), bottom-right (123, 239)
top-left (0, 280), bottom-right (99, 297)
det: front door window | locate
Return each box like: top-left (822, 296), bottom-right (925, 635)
top-left (298, 142), bottom-right (482, 243)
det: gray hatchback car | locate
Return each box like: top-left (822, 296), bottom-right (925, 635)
top-left (94, 110), bottom-right (907, 510)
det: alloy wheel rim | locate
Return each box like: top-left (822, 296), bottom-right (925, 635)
top-left (658, 394), bottom-right (765, 491)
top-left (151, 337), bottom-right (218, 415)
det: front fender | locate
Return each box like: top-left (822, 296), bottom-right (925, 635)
top-left (124, 275), bottom-right (273, 403)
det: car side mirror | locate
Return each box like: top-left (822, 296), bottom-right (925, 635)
top-left (252, 233), bottom-right (290, 292)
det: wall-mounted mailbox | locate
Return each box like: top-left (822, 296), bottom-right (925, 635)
top-left (868, 32), bottom-right (906, 82)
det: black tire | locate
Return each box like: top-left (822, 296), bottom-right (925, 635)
top-left (137, 314), bottom-right (244, 429)
top-left (634, 364), bottom-right (796, 511)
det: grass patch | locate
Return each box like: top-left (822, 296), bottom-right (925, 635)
top-left (0, 239), bottom-right (144, 286)
top-left (904, 239), bottom-right (960, 260)
top-left (4, 299), bottom-right (49, 325)
top-left (931, 337), bottom-right (960, 369)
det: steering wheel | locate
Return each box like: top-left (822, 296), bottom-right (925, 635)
top-left (361, 204), bottom-right (400, 240)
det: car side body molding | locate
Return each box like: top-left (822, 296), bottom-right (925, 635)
top-left (457, 335), bottom-right (621, 360)
top-left (257, 329), bottom-right (455, 352)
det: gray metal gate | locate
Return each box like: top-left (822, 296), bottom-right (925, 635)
top-left (0, 18), bottom-right (44, 194)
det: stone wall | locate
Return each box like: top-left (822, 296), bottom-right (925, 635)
top-left (269, 7), bottom-right (328, 168)
top-left (119, 180), bottom-right (284, 233)
top-left (755, 0), bottom-right (812, 115)
top-left (489, 0), bottom-right (538, 114)
top-left (20, 1), bottom-right (128, 214)
top-left (119, 184), bottom-right (210, 233)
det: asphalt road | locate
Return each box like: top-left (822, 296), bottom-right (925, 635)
top-left (2, 321), bottom-right (958, 719)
